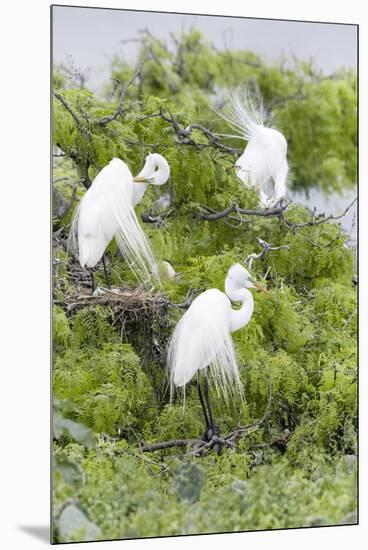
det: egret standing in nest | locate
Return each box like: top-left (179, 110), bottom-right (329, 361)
top-left (69, 153), bottom-right (170, 291)
top-left (167, 263), bottom-right (268, 440)
top-left (219, 87), bottom-right (288, 208)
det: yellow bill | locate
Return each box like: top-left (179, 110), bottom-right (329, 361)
top-left (253, 280), bottom-right (270, 294)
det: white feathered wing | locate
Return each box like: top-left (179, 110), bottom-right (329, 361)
top-left (167, 289), bottom-right (242, 400)
top-left (69, 158), bottom-right (158, 282)
top-left (219, 88), bottom-right (288, 206)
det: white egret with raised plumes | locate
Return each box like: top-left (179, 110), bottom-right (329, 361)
top-left (220, 88), bottom-right (288, 208)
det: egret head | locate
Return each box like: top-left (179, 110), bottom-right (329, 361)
top-left (133, 153), bottom-right (170, 186)
top-left (227, 263), bottom-right (269, 293)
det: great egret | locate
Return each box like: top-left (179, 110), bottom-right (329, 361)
top-left (220, 88), bottom-right (288, 208)
top-left (167, 263), bottom-right (268, 439)
top-left (69, 153), bottom-right (170, 290)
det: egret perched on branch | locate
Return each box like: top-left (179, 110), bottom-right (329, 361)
top-left (220, 87), bottom-right (288, 208)
top-left (69, 153), bottom-right (170, 291)
top-left (167, 263), bottom-right (268, 439)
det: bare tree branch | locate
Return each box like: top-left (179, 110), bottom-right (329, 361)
top-left (197, 197), bottom-right (357, 249)
top-left (183, 123), bottom-right (241, 153)
top-left (139, 434), bottom-right (236, 454)
top-left (245, 238), bottom-right (290, 269)
top-left (136, 384), bottom-right (273, 455)
top-left (140, 206), bottom-right (176, 225)
top-left (137, 107), bottom-right (241, 153)
top-left (225, 383), bottom-right (273, 443)
top-left (54, 92), bottom-right (86, 136)
top-left (98, 56), bottom-right (147, 125)
top-left (280, 197), bottom-right (357, 230)
top-left (168, 289), bottom-right (199, 309)
top-left (198, 201), bottom-right (291, 221)
top-left (140, 438), bottom-right (203, 452)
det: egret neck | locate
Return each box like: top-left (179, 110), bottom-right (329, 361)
top-left (149, 156), bottom-right (170, 185)
top-left (225, 278), bottom-right (254, 333)
top-left (132, 181), bottom-right (149, 206)
top-left (132, 154), bottom-right (170, 205)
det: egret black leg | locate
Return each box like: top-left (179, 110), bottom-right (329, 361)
top-left (196, 374), bottom-right (210, 429)
top-left (204, 370), bottom-right (215, 433)
top-left (204, 370), bottom-right (222, 454)
top-left (90, 271), bottom-right (95, 293)
top-left (102, 254), bottom-right (111, 289)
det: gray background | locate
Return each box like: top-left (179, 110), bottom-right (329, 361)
top-left (52, 6), bottom-right (357, 93)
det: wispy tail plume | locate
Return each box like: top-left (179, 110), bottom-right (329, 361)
top-left (217, 86), bottom-right (265, 141)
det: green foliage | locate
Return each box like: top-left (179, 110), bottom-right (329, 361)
top-left (54, 337), bottom-right (157, 436)
top-left (53, 400), bottom-right (96, 449)
top-left (52, 28), bottom-right (357, 542)
top-left (52, 440), bottom-right (356, 541)
top-left (53, 306), bottom-right (71, 351)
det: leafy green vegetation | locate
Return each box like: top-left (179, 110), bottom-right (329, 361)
top-left (52, 29), bottom-right (357, 543)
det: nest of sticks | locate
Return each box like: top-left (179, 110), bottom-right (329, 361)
top-left (63, 286), bottom-right (169, 316)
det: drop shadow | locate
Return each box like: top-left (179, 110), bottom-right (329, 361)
top-left (18, 525), bottom-right (50, 544)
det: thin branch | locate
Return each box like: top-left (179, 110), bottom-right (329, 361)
top-left (245, 238), bottom-right (290, 269)
top-left (140, 438), bottom-right (204, 452)
top-left (198, 197), bottom-right (357, 247)
top-left (140, 206), bottom-right (176, 225)
top-left (225, 383), bottom-right (273, 443)
top-left (54, 92), bottom-right (85, 135)
top-left (280, 197), bottom-right (357, 230)
top-left (183, 123), bottom-right (241, 153)
top-left (198, 201), bottom-right (291, 221)
top-left (138, 384), bottom-right (272, 455)
top-left (98, 56), bottom-right (147, 125)
top-left (138, 107), bottom-right (240, 153)
top-left (168, 289), bottom-right (199, 309)
top-left (140, 434), bottom-right (235, 455)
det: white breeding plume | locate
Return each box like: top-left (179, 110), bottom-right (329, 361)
top-left (167, 263), bottom-right (269, 434)
top-left (68, 153), bottom-right (170, 285)
top-left (220, 87), bottom-right (288, 208)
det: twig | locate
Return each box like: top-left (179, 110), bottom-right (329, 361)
top-left (199, 201), bottom-right (291, 221)
top-left (140, 206), bottom-right (176, 225)
top-left (225, 383), bottom-right (273, 443)
top-left (245, 238), bottom-right (290, 269)
top-left (183, 123), bottom-right (241, 153)
top-left (98, 56), bottom-right (147, 125)
top-left (168, 289), bottom-right (198, 309)
top-left (198, 198), bottom-right (357, 249)
top-left (54, 91), bottom-right (84, 132)
top-left (140, 434), bottom-right (236, 455)
top-left (249, 429), bottom-right (291, 451)
top-left (138, 107), bottom-right (240, 153)
top-left (140, 438), bottom-right (204, 452)
top-left (280, 197), bottom-right (357, 230)
top-left (138, 384), bottom-right (272, 455)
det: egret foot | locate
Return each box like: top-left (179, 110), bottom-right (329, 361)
top-left (203, 423), bottom-right (220, 443)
